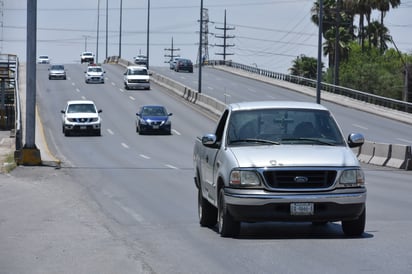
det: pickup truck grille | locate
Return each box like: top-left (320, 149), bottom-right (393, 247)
top-left (263, 170), bottom-right (337, 189)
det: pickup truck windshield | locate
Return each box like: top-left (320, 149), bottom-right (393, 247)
top-left (227, 108), bottom-right (345, 146)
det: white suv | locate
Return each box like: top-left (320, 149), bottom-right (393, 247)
top-left (123, 66), bottom-right (150, 90)
top-left (81, 52), bottom-right (94, 64)
top-left (61, 100), bottom-right (102, 136)
top-left (85, 65), bottom-right (105, 84)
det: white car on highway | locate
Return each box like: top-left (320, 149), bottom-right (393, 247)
top-left (123, 65), bottom-right (150, 90)
top-left (85, 64), bottom-right (105, 84)
top-left (61, 100), bottom-right (102, 136)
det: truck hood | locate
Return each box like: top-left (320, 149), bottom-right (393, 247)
top-left (66, 113), bottom-right (99, 119)
top-left (229, 145), bottom-right (359, 167)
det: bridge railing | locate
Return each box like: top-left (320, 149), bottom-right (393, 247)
top-left (207, 60), bottom-right (412, 113)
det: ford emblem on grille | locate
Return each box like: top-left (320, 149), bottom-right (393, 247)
top-left (294, 176), bottom-right (309, 183)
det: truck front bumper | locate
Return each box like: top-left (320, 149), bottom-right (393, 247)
top-left (224, 188), bottom-right (366, 222)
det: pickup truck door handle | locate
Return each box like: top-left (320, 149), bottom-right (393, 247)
top-left (206, 156), bottom-right (209, 163)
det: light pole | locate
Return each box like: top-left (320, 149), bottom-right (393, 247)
top-left (83, 35), bottom-right (90, 51)
top-left (119, 0), bottom-right (123, 58)
top-left (96, 0), bottom-right (100, 63)
top-left (198, 0), bottom-right (203, 93)
top-left (105, 0), bottom-right (108, 59)
top-left (316, 0), bottom-right (323, 104)
top-left (146, 0), bottom-right (150, 69)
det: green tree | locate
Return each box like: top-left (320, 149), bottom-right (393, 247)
top-left (289, 55), bottom-right (321, 79)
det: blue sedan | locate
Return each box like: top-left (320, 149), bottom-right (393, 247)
top-left (136, 105), bottom-right (173, 135)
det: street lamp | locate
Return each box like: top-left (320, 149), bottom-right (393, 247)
top-left (119, 0), bottom-right (123, 58)
top-left (96, 0), bottom-right (100, 63)
top-left (198, 0), bottom-right (203, 93)
top-left (146, 0), bottom-right (150, 69)
top-left (316, 0), bottom-right (323, 104)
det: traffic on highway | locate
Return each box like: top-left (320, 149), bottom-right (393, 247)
top-left (1, 60), bottom-right (411, 273)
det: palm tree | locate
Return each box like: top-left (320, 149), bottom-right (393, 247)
top-left (375, 0), bottom-right (401, 53)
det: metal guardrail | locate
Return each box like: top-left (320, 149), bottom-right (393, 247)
top-left (207, 60), bottom-right (412, 113)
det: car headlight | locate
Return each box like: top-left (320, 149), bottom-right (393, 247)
top-left (338, 169), bottom-right (365, 187)
top-left (139, 119), bottom-right (148, 125)
top-left (90, 118), bottom-right (99, 122)
top-left (67, 118), bottom-right (76, 122)
top-left (230, 170), bottom-right (261, 187)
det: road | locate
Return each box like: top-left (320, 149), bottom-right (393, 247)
top-left (0, 63), bottom-right (411, 273)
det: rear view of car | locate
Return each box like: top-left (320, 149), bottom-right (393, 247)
top-left (174, 58), bottom-right (193, 73)
top-left (124, 66), bottom-right (150, 90)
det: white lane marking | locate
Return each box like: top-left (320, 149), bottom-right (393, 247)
top-left (165, 164), bottom-right (178, 169)
top-left (81, 95), bottom-right (86, 100)
top-left (139, 154), bottom-right (150, 159)
top-left (101, 189), bottom-right (145, 223)
top-left (172, 129), bottom-right (181, 135)
top-left (129, 96), bottom-right (135, 101)
top-left (115, 201), bottom-right (145, 223)
top-left (111, 82), bottom-right (116, 86)
top-left (106, 129), bottom-right (114, 135)
top-left (72, 82), bottom-right (76, 86)
top-left (353, 124), bottom-right (368, 130)
top-left (207, 86), bottom-right (214, 90)
top-left (396, 138), bottom-right (412, 144)
top-left (119, 88), bottom-right (124, 92)
top-left (121, 142), bottom-right (129, 149)
top-left (75, 88), bottom-right (80, 93)
top-left (247, 87), bottom-right (257, 93)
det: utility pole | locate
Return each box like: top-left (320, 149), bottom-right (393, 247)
top-left (96, 0), bottom-right (100, 63)
top-left (21, 0), bottom-right (41, 165)
top-left (118, 0), bottom-right (123, 58)
top-left (105, 0), bottom-right (108, 60)
top-left (198, 0), bottom-right (204, 94)
top-left (164, 37), bottom-right (180, 62)
top-left (197, 6), bottom-right (209, 66)
top-left (214, 9), bottom-right (235, 62)
top-left (316, 0), bottom-right (323, 104)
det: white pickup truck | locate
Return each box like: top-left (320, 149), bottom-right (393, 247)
top-left (193, 101), bottom-right (366, 237)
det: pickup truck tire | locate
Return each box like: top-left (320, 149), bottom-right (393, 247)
top-left (198, 187), bottom-right (217, 227)
top-left (341, 208), bottom-right (365, 237)
top-left (218, 189), bottom-right (240, 237)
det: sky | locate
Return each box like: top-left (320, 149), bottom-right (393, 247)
top-left (1, 0), bottom-right (412, 74)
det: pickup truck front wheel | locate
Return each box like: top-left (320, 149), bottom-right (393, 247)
top-left (218, 189), bottom-right (240, 237)
top-left (341, 208), bottom-right (365, 237)
top-left (198, 187), bottom-right (217, 227)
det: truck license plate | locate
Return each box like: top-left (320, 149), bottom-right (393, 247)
top-left (152, 125), bottom-right (159, 129)
top-left (80, 126), bottom-right (87, 130)
top-left (290, 203), bottom-right (314, 215)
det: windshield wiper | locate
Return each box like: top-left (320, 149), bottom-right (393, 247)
top-left (281, 138), bottom-right (335, 146)
top-left (230, 138), bottom-right (280, 145)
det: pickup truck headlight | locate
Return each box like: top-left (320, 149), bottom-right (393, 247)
top-left (230, 170), bottom-right (261, 187)
top-left (338, 169), bottom-right (365, 187)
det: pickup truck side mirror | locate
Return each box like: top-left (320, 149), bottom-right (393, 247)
top-left (202, 134), bottom-right (217, 145)
top-left (347, 133), bottom-right (364, 148)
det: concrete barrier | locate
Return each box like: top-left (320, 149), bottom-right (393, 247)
top-left (369, 142), bottom-right (391, 166)
top-left (385, 144), bottom-right (412, 170)
top-left (358, 141), bottom-right (375, 164)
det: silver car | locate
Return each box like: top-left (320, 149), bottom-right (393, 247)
top-left (48, 64), bottom-right (66, 80)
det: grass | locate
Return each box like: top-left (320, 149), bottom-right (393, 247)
top-left (1, 153), bottom-right (17, 173)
